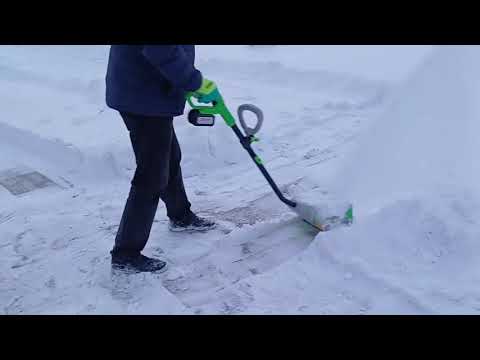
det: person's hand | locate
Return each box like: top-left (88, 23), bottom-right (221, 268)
top-left (192, 78), bottom-right (222, 104)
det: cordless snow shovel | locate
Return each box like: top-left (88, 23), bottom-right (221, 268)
top-left (186, 94), bottom-right (353, 231)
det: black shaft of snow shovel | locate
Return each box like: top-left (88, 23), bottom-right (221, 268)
top-left (231, 124), bottom-right (297, 208)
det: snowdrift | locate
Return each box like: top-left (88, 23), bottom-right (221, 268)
top-left (232, 45), bottom-right (480, 314)
top-left (334, 45), bottom-right (480, 214)
top-left (236, 190), bottom-right (480, 314)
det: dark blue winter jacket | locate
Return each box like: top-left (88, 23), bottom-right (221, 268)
top-left (106, 45), bottom-right (203, 117)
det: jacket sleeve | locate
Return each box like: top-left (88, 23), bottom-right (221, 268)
top-left (142, 45), bottom-right (203, 92)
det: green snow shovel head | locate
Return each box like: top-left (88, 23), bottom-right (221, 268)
top-left (186, 94), bottom-right (353, 231)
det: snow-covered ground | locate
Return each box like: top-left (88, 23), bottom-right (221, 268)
top-left (5, 45), bottom-right (478, 315)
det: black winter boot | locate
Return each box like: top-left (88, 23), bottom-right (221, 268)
top-left (168, 211), bottom-right (216, 233)
top-left (111, 251), bottom-right (168, 274)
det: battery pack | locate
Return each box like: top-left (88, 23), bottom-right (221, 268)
top-left (188, 109), bottom-right (215, 127)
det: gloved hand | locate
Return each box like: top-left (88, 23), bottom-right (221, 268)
top-left (192, 78), bottom-right (222, 104)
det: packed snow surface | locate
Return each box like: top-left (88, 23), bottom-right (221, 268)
top-left (4, 45), bottom-right (479, 315)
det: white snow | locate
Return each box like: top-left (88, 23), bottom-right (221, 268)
top-left (5, 44), bottom-right (479, 315)
top-left (334, 45), bottom-right (480, 214)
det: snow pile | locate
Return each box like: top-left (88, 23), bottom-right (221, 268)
top-left (233, 190), bottom-right (480, 314)
top-left (227, 45), bottom-right (480, 314)
top-left (334, 45), bottom-right (480, 214)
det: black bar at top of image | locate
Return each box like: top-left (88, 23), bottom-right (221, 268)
top-left (0, 5), bottom-right (479, 44)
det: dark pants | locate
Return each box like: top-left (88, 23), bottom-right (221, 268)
top-left (112, 112), bottom-right (191, 255)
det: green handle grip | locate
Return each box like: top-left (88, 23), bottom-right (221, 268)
top-left (186, 93), bottom-right (236, 127)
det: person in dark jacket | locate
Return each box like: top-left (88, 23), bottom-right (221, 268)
top-left (106, 45), bottom-right (221, 274)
